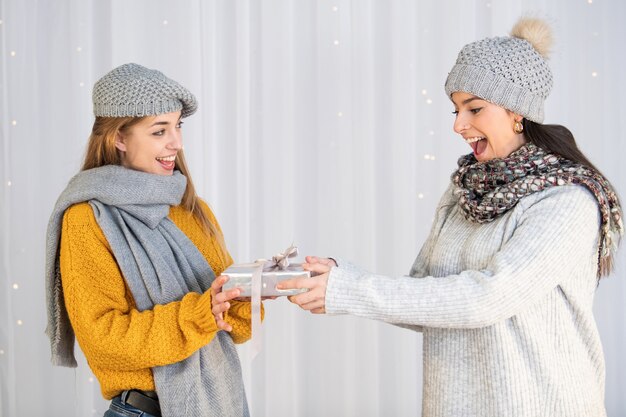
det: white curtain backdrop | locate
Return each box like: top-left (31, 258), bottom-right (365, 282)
top-left (1, 0), bottom-right (625, 416)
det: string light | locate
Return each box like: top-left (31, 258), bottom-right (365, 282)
top-left (6, 181), bottom-right (11, 187)
top-left (428, 130), bottom-right (435, 136)
top-left (16, 320), bottom-right (23, 326)
top-left (426, 98), bottom-right (433, 104)
top-left (333, 40), bottom-right (340, 46)
top-left (0, 349), bottom-right (4, 355)
top-left (10, 51), bottom-right (16, 57)
top-left (88, 377), bottom-right (94, 383)
top-left (0, 20), bottom-right (3, 25)
top-left (12, 283), bottom-right (18, 290)
top-left (332, 6), bottom-right (338, 11)
top-left (423, 154), bottom-right (436, 161)
top-left (587, 0), bottom-right (593, 4)
top-left (162, 20), bottom-right (168, 25)
top-left (421, 89), bottom-right (428, 96)
top-left (591, 71), bottom-right (598, 77)
top-left (337, 112), bottom-right (343, 117)
top-left (11, 120), bottom-right (17, 126)
top-left (418, 193), bottom-right (424, 199)
top-left (76, 47), bottom-right (82, 52)
top-left (79, 82), bottom-right (85, 87)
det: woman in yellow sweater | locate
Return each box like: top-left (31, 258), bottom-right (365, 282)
top-left (45, 63), bottom-right (252, 417)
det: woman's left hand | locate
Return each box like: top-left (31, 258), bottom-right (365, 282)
top-left (278, 261), bottom-right (332, 314)
top-left (211, 275), bottom-right (241, 332)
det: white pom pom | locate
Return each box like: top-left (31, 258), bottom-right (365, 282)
top-left (510, 17), bottom-right (553, 58)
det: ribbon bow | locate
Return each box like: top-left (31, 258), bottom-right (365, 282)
top-left (265, 245), bottom-right (298, 270)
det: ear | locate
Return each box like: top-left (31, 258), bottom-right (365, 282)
top-left (511, 112), bottom-right (524, 123)
top-left (114, 132), bottom-right (127, 152)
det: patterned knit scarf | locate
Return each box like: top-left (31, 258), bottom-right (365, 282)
top-left (451, 143), bottom-right (623, 276)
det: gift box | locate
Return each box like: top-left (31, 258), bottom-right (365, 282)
top-left (222, 246), bottom-right (310, 297)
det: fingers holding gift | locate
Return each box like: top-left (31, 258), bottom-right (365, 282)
top-left (211, 275), bottom-right (241, 332)
top-left (276, 276), bottom-right (311, 292)
top-left (304, 255), bottom-right (336, 266)
top-left (212, 299), bottom-right (234, 331)
top-left (302, 262), bottom-right (331, 275)
top-left (281, 273), bottom-right (329, 313)
top-left (286, 288), bottom-right (326, 313)
top-left (303, 256), bottom-right (336, 274)
top-left (299, 298), bottom-right (326, 314)
top-left (215, 317), bottom-right (233, 332)
top-left (213, 287), bottom-right (241, 304)
top-left (210, 275), bottom-right (232, 300)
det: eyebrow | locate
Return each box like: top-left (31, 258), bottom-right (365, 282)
top-left (450, 96), bottom-right (484, 108)
top-left (149, 116), bottom-right (182, 128)
top-left (150, 121), bottom-right (170, 127)
top-left (462, 97), bottom-right (484, 105)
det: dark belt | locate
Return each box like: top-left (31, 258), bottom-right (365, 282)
top-left (123, 389), bottom-right (161, 417)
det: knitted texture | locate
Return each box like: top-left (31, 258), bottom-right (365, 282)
top-left (60, 202), bottom-right (254, 399)
top-left (92, 63), bottom-right (198, 118)
top-left (445, 36), bottom-right (553, 123)
top-left (46, 166), bottom-right (249, 416)
top-left (327, 185), bottom-right (608, 416)
top-left (452, 143), bottom-right (623, 274)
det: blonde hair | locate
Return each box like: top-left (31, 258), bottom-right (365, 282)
top-left (82, 116), bottom-right (224, 247)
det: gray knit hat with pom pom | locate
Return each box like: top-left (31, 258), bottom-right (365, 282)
top-left (92, 63), bottom-right (198, 118)
top-left (445, 18), bottom-right (553, 123)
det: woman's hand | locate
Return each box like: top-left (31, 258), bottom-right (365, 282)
top-left (277, 256), bottom-right (336, 314)
top-left (211, 275), bottom-right (241, 332)
top-left (304, 255), bottom-right (337, 269)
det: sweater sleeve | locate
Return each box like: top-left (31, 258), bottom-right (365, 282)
top-left (325, 186), bottom-right (601, 329)
top-left (222, 300), bottom-right (266, 344)
top-left (60, 203), bottom-right (219, 372)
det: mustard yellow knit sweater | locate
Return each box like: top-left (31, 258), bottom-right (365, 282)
top-left (60, 201), bottom-right (254, 399)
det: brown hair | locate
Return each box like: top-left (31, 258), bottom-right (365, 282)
top-left (82, 116), bottom-right (224, 247)
top-left (523, 119), bottom-right (621, 278)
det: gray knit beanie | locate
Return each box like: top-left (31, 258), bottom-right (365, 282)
top-left (445, 18), bottom-right (554, 123)
top-left (92, 63), bottom-right (197, 118)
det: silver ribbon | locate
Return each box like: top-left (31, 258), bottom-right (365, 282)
top-left (266, 245), bottom-right (298, 271)
top-left (249, 245), bottom-right (299, 359)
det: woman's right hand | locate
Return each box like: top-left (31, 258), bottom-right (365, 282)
top-left (211, 275), bottom-right (241, 332)
top-left (304, 255), bottom-right (337, 269)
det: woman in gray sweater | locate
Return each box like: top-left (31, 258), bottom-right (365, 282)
top-left (278, 18), bottom-right (623, 417)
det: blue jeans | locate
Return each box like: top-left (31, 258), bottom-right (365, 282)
top-left (103, 392), bottom-right (159, 417)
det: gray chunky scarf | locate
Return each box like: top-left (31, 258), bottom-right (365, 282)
top-left (452, 143), bottom-right (623, 277)
top-left (45, 165), bottom-right (248, 417)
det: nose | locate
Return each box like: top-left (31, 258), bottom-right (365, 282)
top-left (453, 113), bottom-right (469, 134)
top-left (167, 129), bottom-right (183, 151)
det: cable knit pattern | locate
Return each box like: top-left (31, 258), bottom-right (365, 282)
top-left (326, 185), bottom-right (607, 417)
top-left (60, 201), bottom-right (254, 400)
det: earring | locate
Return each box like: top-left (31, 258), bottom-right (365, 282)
top-left (513, 121), bottom-right (524, 134)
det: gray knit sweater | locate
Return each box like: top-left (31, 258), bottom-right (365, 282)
top-left (326, 184), bottom-right (607, 417)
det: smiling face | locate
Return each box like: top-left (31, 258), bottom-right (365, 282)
top-left (115, 111), bottom-right (183, 175)
top-left (451, 92), bottom-right (525, 162)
